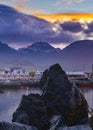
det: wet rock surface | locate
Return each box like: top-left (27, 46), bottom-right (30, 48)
top-left (0, 64), bottom-right (90, 130)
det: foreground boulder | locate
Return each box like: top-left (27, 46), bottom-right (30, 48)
top-left (11, 63), bottom-right (89, 129)
top-left (12, 94), bottom-right (50, 130)
top-left (0, 121), bottom-right (37, 130)
top-left (56, 124), bottom-right (92, 130)
top-left (40, 63), bottom-right (89, 126)
top-left (0, 121), bottom-right (92, 130)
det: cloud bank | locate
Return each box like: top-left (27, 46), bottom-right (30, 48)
top-left (60, 21), bottom-right (83, 33)
top-left (0, 4), bottom-right (93, 49)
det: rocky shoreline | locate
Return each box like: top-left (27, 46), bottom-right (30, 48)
top-left (0, 64), bottom-right (92, 130)
top-left (0, 121), bottom-right (91, 130)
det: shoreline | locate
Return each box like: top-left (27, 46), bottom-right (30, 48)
top-left (0, 79), bottom-right (40, 90)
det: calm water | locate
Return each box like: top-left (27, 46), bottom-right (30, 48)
top-left (0, 87), bottom-right (93, 122)
top-left (0, 88), bottom-right (42, 122)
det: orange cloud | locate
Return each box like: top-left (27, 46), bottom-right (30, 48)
top-left (15, 5), bottom-right (44, 14)
top-left (34, 13), bottom-right (93, 23)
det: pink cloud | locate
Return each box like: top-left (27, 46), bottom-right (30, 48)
top-left (54, 0), bottom-right (84, 6)
top-left (15, 5), bottom-right (45, 14)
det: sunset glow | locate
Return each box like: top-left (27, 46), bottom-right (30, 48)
top-left (51, 43), bottom-right (68, 49)
top-left (0, 0), bottom-right (93, 50)
top-left (15, 5), bottom-right (44, 14)
top-left (34, 13), bottom-right (93, 23)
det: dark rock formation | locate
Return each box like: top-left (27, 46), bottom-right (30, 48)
top-left (0, 121), bottom-right (37, 130)
top-left (0, 122), bottom-right (91, 130)
top-left (11, 63), bottom-right (89, 130)
top-left (56, 124), bottom-right (92, 130)
top-left (40, 63), bottom-right (89, 126)
top-left (12, 94), bottom-right (50, 130)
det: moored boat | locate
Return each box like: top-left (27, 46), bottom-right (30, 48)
top-left (76, 82), bottom-right (93, 88)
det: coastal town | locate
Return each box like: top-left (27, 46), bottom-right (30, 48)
top-left (0, 66), bottom-right (93, 89)
top-left (0, 67), bottom-right (42, 88)
top-left (0, 67), bottom-right (42, 78)
top-left (0, 0), bottom-right (93, 129)
top-left (0, 64), bottom-right (92, 130)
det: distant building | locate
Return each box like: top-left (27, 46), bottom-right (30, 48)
top-left (0, 69), bottom-right (5, 76)
top-left (66, 71), bottom-right (87, 79)
top-left (10, 67), bottom-right (26, 77)
top-left (0, 68), bottom-right (10, 77)
top-left (35, 71), bottom-right (42, 78)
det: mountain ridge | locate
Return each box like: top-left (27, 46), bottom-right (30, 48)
top-left (18, 41), bottom-right (61, 54)
top-left (0, 40), bottom-right (93, 71)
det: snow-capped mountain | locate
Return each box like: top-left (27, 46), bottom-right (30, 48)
top-left (18, 41), bottom-right (61, 54)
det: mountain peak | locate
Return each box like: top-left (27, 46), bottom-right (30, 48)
top-left (63, 39), bottom-right (93, 51)
top-left (19, 41), bottom-right (57, 53)
top-left (31, 41), bottom-right (51, 47)
top-left (31, 41), bottom-right (54, 48)
top-left (29, 41), bottom-right (54, 52)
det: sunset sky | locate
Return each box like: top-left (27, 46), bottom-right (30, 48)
top-left (0, 0), bottom-right (93, 14)
top-left (0, 0), bottom-right (93, 49)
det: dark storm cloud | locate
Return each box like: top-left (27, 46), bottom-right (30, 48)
top-left (84, 22), bottom-right (93, 35)
top-left (0, 5), bottom-right (53, 40)
top-left (0, 4), bottom-right (77, 47)
top-left (87, 22), bottom-right (93, 32)
top-left (60, 21), bottom-right (83, 33)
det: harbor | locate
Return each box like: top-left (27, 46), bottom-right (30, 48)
top-left (0, 77), bottom-right (40, 90)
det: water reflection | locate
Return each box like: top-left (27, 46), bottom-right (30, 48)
top-left (0, 88), bottom-right (42, 122)
top-left (0, 87), bottom-right (93, 122)
top-left (80, 87), bottom-right (93, 109)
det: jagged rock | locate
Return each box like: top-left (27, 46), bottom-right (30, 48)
top-left (56, 125), bottom-right (92, 130)
top-left (40, 63), bottom-right (89, 126)
top-left (12, 94), bottom-right (50, 130)
top-left (0, 121), bottom-right (37, 130)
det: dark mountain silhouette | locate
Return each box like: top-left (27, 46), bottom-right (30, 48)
top-left (0, 40), bottom-right (93, 71)
top-left (60, 40), bottom-right (93, 71)
top-left (18, 41), bottom-right (61, 69)
top-left (0, 41), bottom-right (34, 67)
top-left (0, 41), bottom-right (17, 67)
top-left (0, 41), bottom-right (16, 54)
top-left (62, 40), bottom-right (93, 54)
top-left (18, 41), bottom-right (61, 54)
